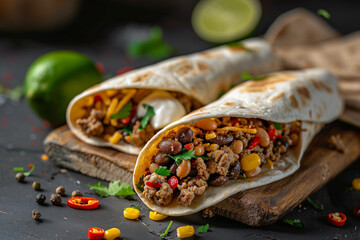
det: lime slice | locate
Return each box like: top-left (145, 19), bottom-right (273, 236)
top-left (192, 0), bottom-right (262, 43)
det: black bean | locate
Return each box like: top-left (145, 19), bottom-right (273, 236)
top-left (158, 139), bottom-right (182, 155)
top-left (207, 134), bottom-right (234, 146)
top-left (35, 194), bottom-right (46, 205)
top-left (209, 175), bottom-right (229, 186)
top-left (169, 163), bottom-right (178, 175)
top-left (154, 153), bottom-right (171, 166)
top-left (228, 161), bottom-right (240, 179)
top-left (176, 127), bottom-right (193, 144)
top-left (15, 173), bottom-right (25, 183)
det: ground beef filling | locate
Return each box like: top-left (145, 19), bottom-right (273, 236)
top-left (141, 117), bottom-right (301, 206)
top-left (75, 89), bottom-right (200, 147)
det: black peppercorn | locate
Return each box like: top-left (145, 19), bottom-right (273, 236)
top-left (56, 186), bottom-right (65, 196)
top-left (32, 181), bottom-right (41, 191)
top-left (15, 173), bottom-right (25, 183)
top-left (50, 193), bottom-right (62, 206)
top-left (32, 210), bottom-right (41, 220)
top-left (35, 194), bottom-right (46, 205)
top-left (71, 190), bottom-right (83, 197)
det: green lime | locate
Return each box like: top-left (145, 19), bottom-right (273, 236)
top-left (24, 50), bottom-right (102, 125)
top-left (192, 0), bottom-right (262, 43)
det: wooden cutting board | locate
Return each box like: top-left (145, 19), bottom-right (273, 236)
top-left (44, 121), bottom-right (360, 226)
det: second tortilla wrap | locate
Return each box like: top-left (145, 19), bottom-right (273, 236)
top-left (134, 68), bottom-right (343, 216)
top-left (67, 38), bottom-right (279, 155)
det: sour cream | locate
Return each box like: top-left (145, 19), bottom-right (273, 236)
top-left (137, 90), bottom-right (186, 130)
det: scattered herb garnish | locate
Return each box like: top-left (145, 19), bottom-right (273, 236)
top-left (154, 166), bottom-right (171, 177)
top-left (164, 149), bottom-right (196, 165)
top-left (0, 85), bottom-right (23, 101)
top-left (197, 224), bottom-right (209, 233)
top-left (283, 219), bottom-right (303, 228)
top-left (241, 72), bottom-right (267, 81)
top-left (87, 180), bottom-right (135, 197)
top-left (200, 155), bottom-right (212, 161)
top-left (14, 165), bottom-right (35, 176)
top-left (139, 104), bottom-right (155, 131)
top-left (227, 42), bottom-right (253, 52)
top-left (24, 165), bottom-right (35, 176)
top-left (241, 171), bottom-right (247, 179)
top-left (274, 122), bottom-right (282, 130)
top-left (111, 103), bottom-right (132, 119)
top-left (317, 9), bottom-right (331, 19)
top-left (160, 220), bottom-right (173, 237)
top-left (345, 187), bottom-right (354, 193)
top-left (122, 127), bottom-right (133, 139)
top-left (306, 197), bottom-right (324, 211)
top-left (13, 167), bottom-right (24, 172)
top-left (127, 27), bottom-right (173, 60)
top-left (136, 175), bottom-right (145, 192)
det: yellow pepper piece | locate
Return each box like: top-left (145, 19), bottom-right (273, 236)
top-left (352, 178), bottom-right (360, 191)
top-left (241, 153), bottom-right (261, 171)
top-left (205, 132), bottom-right (216, 140)
top-left (123, 207), bottom-right (140, 220)
top-left (177, 225), bottom-right (194, 238)
top-left (109, 131), bottom-right (122, 144)
top-left (104, 228), bottom-right (121, 240)
top-left (149, 211), bottom-right (168, 221)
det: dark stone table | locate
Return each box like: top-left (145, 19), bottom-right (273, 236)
top-left (0, 0), bottom-right (359, 239)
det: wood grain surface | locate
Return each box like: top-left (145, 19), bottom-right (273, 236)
top-left (43, 121), bottom-right (360, 226)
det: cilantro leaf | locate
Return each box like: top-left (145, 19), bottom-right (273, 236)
top-left (306, 197), bottom-right (324, 211)
top-left (154, 166), bottom-right (171, 177)
top-left (136, 175), bottom-right (144, 192)
top-left (13, 167), bottom-right (24, 172)
top-left (241, 72), bottom-right (267, 81)
top-left (23, 165), bottom-right (35, 176)
top-left (122, 127), bottom-right (133, 139)
top-left (127, 27), bottom-right (173, 60)
top-left (317, 9), bottom-right (331, 19)
top-left (139, 104), bottom-right (155, 131)
top-left (160, 220), bottom-right (173, 237)
top-left (197, 224), bottom-right (209, 233)
top-left (164, 149), bottom-right (196, 165)
top-left (274, 122), bottom-right (282, 130)
top-left (87, 180), bottom-right (135, 197)
top-left (111, 103), bottom-right (132, 119)
top-left (283, 219), bottom-right (303, 228)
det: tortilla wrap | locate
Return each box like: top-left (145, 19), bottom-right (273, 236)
top-left (134, 68), bottom-right (343, 216)
top-left (67, 38), bottom-right (279, 155)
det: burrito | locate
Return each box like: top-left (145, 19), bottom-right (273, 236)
top-left (66, 38), bottom-right (279, 155)
top-left (133, 68), bottom-right (343, 216)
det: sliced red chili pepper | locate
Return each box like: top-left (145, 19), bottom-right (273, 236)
top-left (248, 125), bottom-right (254, 129)
top-left (120, 116), bottom-right (132, 124)
top-left (88, 227), bottom-right (105, 240)
top-left (231, 118), bottom-right (238, 126)
top-left (353, 205), bottom-right (360, 217)
top-left (67, 197), bottom-right (99, 210)
top-left (248, 136), bottom-right (260, 149)
top-left (327, 212), bottom-right (346, 226)
top-left (146, 181), bottom-right (161, 188)
top-left (116, 66), bottom-right (135, 76)
top-left (268, 128), bottom-right (277, 142)
top-left (94, 95), bottom-right (102, 104)
top-left (184, 143), bottom-right (194, 150)
top-left (167, 176), bottom-right (178, 190)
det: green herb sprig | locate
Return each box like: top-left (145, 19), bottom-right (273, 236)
top-left (283, 218), bottom-right (303, 228)
top-left (317, 9), bottom-right (331, 19)
top-left (87, 180), bottom-right (135, 197)
top-left (154, 166), bottom-right (171, 177)
top-left (13, 165), bottom-right (35, 176)
top-left (136, 176), bottom-right (144, 192)
top-left (160, 220), bottom-right (173, 237)
top-left (139, 104), bottom-right (155, 131)
top-left (306, 197), bottom-right (324, 211)
top-left (111, 103), bottom-right (132, 119)
top-left (197, 224), bottom-right (209, 233)
top-left (163, 149), bottom-right (196, 165)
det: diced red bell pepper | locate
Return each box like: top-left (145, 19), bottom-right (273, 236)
top-left (94, 95), bottom-right (102, 104)
top-left (268, 128), bottom-right (277, 142)
top-left (116, 66), bottom-right (135, 76)
top-left (88, 227), bottom-right (104, 240)
top-left (184, 143), bottom-right (194, 150)
top-left (231, 118), bottom-right (238, 126)
top-left (167, 176), bottom-right (178, 190)
top-left (27, 163), bottom-right (34, 169)
top-left (146, 181), bottom-right (161, 188)
top-left (353, 205), bottom-right (360, 218)
top-left (67, 197), bottom-right (99, 210)
top-left (248, 136), bottom-right (260, 149)
top-left (120, 116), bottom-right (131, 124)
top-left (327, 212), bottom-right (346, 226)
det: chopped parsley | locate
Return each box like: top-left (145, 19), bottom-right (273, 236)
top-left (197, 224), bottom-right (209, 233)
top-left (241, 171), bottom-right (247, 179)
top-left (163, 149), bottom-right (196, 165)
top-left (139, 104), bottom-right (155, 131)
top-left (136, 175), bottom-right (145, 192)
top-left (13, 165), bottom-right (35, 176)
top-left (122, 127), bottom-right (133, 139)
top-left (306, 197), bottom-right (324, 211)
top-left (111, 103), bottom-right (132, 119)
top-left (283, 218), bottom-right (303, 228)
top-left (87, 180), bottom-right (135, 197)
top-left (13, 167), bottom-right (24, 172)
top-left (154, 166), bottom-right (171, 177)
top-left (317, 9), bottom-right (331, 19)
top-left (160, 220), bottom-right (173, 237)
top-left (241, 72), bottom-right (267, 81)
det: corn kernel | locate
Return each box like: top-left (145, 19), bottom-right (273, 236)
top-left (123, 208), bottom-right (140, 220)
top-left (104, 228), bottom-right (120, 240)
top-left (149, 211), bottom-right (168, 221)
top-left (241, 153), bottom-right (261, 171)
top-left (109, 131), bottom-right (122, 144)
top-left (352, 178), bottom-right (360, 191)
top-left (106, 90), bottom-right (118, 97)
top-left (205, 132), bottom-right (216, 140)
top-left (177, 225), bottom-right (194, 238)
